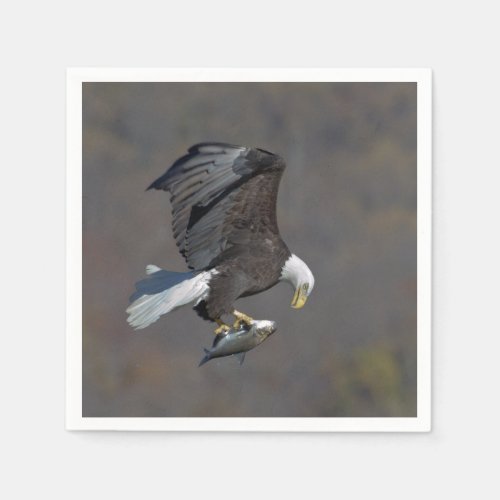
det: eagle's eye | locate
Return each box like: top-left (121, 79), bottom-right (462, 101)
top-left (302, 284), bottom-right (308, 292)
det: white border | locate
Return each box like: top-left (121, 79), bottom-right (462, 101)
top-left (66, 68), bottom-right (432, 432)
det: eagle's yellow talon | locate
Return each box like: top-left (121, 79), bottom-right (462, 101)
top-left (214, 319), bottom-right (230, 336)
top-left (232, 310), bottom-right (254, 329)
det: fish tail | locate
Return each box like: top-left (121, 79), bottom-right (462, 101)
top-left (198, 350), bottom-right (211, 367)
top-left (126, 265), bottom-right (214, 330)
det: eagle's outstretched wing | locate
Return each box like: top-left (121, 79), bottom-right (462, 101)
top-left (148, 142), bottom-right (286, 270)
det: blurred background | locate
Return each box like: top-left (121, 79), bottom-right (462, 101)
top-left (82, 82), bottom-right (416, 417)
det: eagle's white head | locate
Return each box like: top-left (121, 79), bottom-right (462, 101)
top-left (280, 254), bottom-right (315, 309)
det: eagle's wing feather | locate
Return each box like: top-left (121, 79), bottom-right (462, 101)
top-left (148, 143), bottom-right (286, 270)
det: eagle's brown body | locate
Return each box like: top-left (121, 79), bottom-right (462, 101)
top-left (148, 143), bottom-right (291, 322)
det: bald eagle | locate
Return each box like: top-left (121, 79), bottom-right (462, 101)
top-left (126, 143), bottom-right (315, 335)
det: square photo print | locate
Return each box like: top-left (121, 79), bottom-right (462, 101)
top-left (66, 68), bottom-right (431, 431)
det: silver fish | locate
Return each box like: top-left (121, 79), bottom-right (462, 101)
top-left (198, 320), bottom-right (277, 366)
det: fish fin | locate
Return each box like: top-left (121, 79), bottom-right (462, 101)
top-left (198, 348), bottom-right (211, 367)
top-left (235, 352), bottom-right (246, 365)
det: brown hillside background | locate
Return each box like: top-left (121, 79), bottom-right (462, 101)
top-left (82, 82), bottom-right (417, 417)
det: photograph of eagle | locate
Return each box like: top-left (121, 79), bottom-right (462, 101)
top-left (126, 142), bottom-right (315, 335)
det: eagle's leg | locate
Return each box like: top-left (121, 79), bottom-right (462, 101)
top-left (232, 309), bottom-right (254, 329)
top-left (214, 318), bottom-right (231, 336)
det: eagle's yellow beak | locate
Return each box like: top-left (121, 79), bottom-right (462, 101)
top-left (291, 286), bottom-right (308, 309)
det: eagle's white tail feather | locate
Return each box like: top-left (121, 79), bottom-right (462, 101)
top-left (126, 267), bottom-right (215, 330)
top-left (145, 264), bottom-right (162, 275)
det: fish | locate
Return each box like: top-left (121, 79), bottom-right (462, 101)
top-left (198, 320), bottom-right (277, 366)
